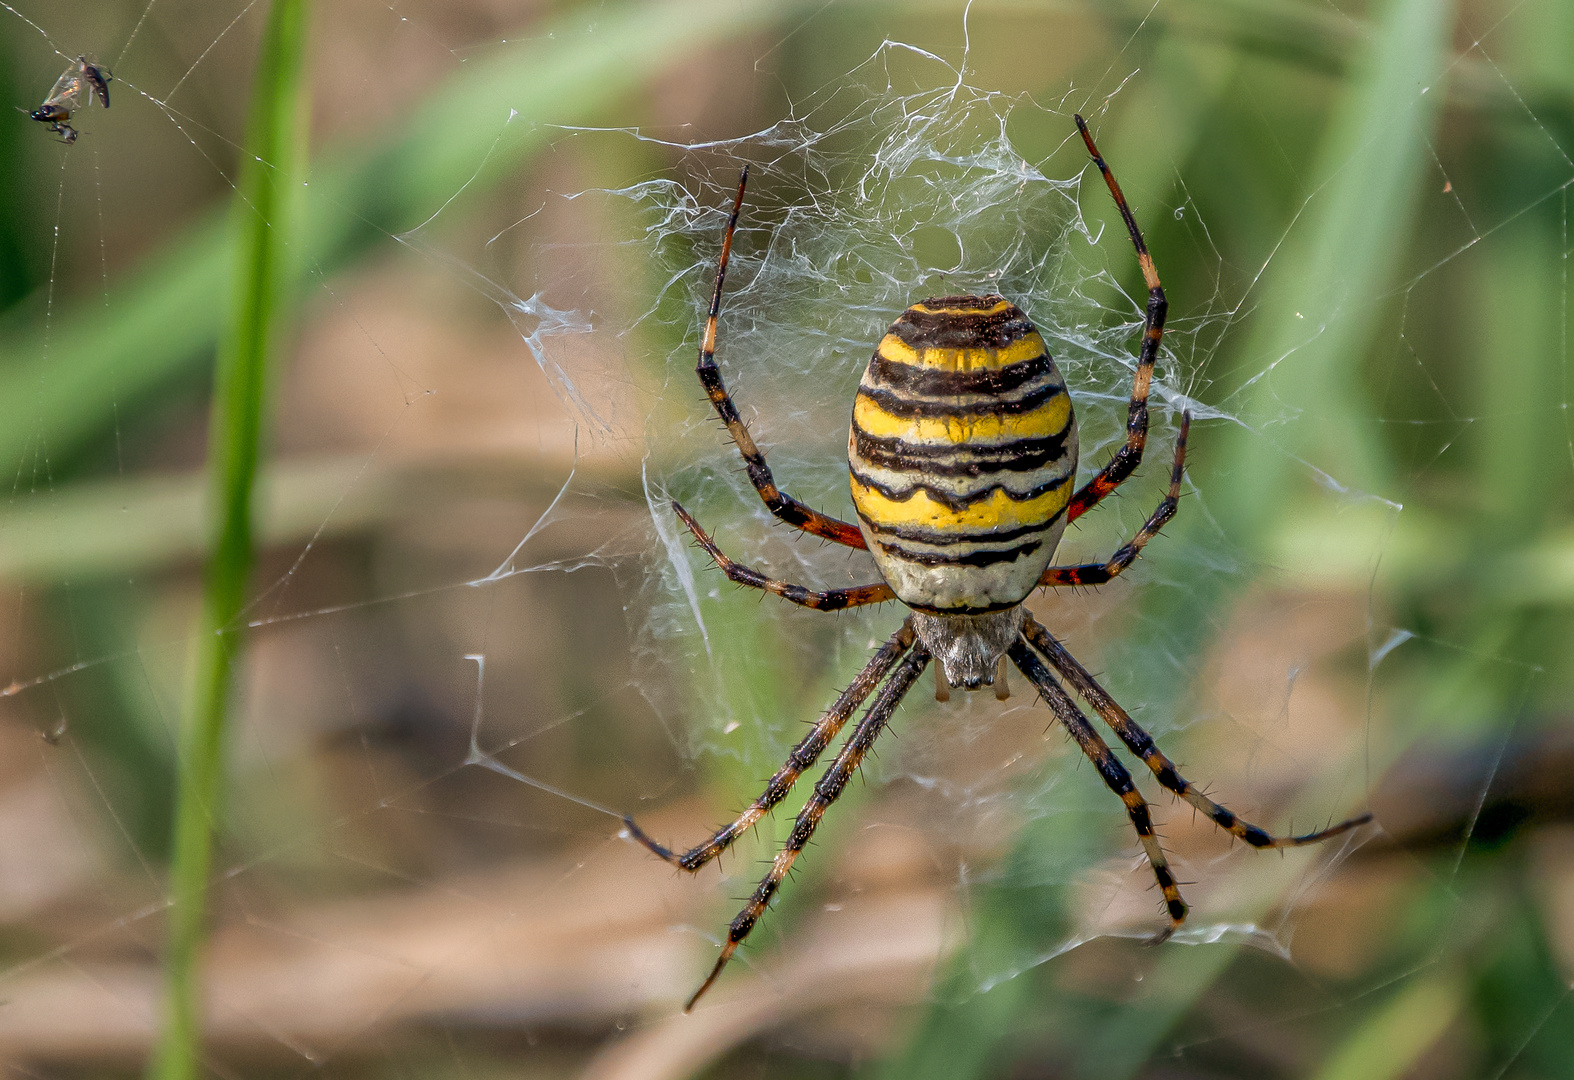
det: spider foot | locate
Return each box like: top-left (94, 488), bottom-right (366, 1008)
top-left (623, 815), bottom-right (683, 866)
top-left (685, 941), bottom-right (738, 1011)
top-left (1266, 810), bottom-right (1374, 849)
top-left (1146, 921), bottom-right (1179, 947)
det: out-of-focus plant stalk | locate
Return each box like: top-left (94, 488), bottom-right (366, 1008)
top-left (147, 1), bottom-right (310, 1077)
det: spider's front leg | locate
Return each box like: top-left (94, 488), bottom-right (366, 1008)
top-left (1064, 114), bottom-right (1169, 524)
top-left (695, 168), bottom-right (868, 549)
top-left (624, 620), bottom-right (916, 873)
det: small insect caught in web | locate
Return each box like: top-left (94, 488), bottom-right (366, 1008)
top-left (28, 55), bottom-right (112, 145)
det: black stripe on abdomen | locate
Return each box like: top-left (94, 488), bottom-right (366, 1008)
top-left (866, 352), bottom-right (1053, 397)
top-left (879, 539), bottom-right (1045, 567)
top-left (889, 299), bottom-right (1035, 350)
top-left (848, 466), bottom-right (1071, 510)
top-left (851, 425), bottom-right (1072, 475)
top-left (855, 380), bottom-right (1064, 419)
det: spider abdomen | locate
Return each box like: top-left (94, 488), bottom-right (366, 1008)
top-left (848, 295), bottom-right (1078, 613)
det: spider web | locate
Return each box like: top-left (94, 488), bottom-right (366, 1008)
top-left (0, 0), bottom-right (1569, 1077)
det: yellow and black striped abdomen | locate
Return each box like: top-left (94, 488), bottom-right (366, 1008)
top-left (848, 296), bottom-right (1077, 613)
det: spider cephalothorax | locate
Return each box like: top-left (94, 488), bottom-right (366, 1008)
top-left (625, 116), bottom-right (1370, 1011)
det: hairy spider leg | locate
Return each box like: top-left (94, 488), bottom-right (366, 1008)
top-left (686, 641), bottom-right (932, 1010)
top-left (1008, 641), bottom-right (1187, 935)
top-left (1064, 113), bottom-right (1169, 525)
top-left (695, 167), bottom-right (869, 549)
top-left (1022, 618), bottom-right (1373, 848)
top-left (625, 620), bottom-right (916, 873)
top-left (1039, 413), bottom-right (1188, 588)
top-left (670, 501), bottom-right (895, 610)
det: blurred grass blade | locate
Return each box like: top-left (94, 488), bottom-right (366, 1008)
top-left (0, 0), bottom-right (816, 473)
top-left (1208, 0), bottom-right (1456, 548)
top-left (1309, 977), bottom-right (1462, 1080)
top-left (147, 1), bottom-right (310, 1077)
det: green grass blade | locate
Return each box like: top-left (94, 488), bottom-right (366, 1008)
top-left (146, 1), bottom-right (310, 1076)
top-left (1208, 0), bottom-right (1456, 546)
top-left (1308, 977), bottom-right (1462, 1080)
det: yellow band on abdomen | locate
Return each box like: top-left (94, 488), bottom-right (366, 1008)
top-left (875, 331), bottom-right (1047, 371)
top-left (851, 479), bottom-right (1072, 534)
top-left (852, 388), bottom-right (1071, 444)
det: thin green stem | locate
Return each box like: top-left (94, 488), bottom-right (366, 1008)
top-left (147, 2), bottom-right (310, 1077)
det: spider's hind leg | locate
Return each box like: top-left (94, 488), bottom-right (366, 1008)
top-left (1063, 114), bottom-right (1169, 525)
top-left (1008, 640), bottom-right (1188, 936)
top-left (1040, 413), bottom-right (1188, 589)
top-left (1022, 618), bottom-right (1372, 849)
top-left (624, 620), bottom-right (916, 874)
top-left (685, 640), bottom-right (932, 1009)
top-left (671, 501), bottom-right (894, 611)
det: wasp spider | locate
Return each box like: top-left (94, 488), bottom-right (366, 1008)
top-left (627, 116), bottom-right (1371, 1010)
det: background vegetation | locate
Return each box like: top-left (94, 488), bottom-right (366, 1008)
top-left (0, 0), bottom-right (1570, 1077)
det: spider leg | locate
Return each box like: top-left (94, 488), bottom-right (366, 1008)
top-left (624, 619), bottom-right (916, 872)
top-left (1008, 640), bottom-right (1187, 937)
top-left (1039, 414), bottom-right (1187, 588)
top-left (696, 168), bottom-right (868, 550)
top-left (685, 641), bottom-right (932, 1010)
top-left (1065, 114), bottom-right (1168, 526)
top-left (672, 501), bottom-right (895, 610)
top-left (1022, 618), bottom-right (1372, 848)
